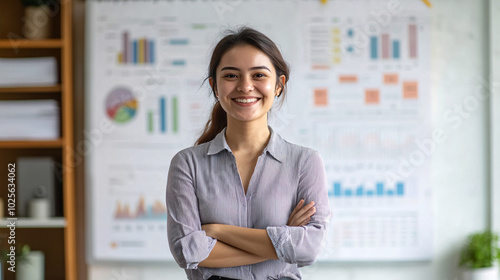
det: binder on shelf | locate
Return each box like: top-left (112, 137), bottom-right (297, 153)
top-left (0, 57), bottom-right (58, 87)
top-left (0, 100), bottom-right (59, 140)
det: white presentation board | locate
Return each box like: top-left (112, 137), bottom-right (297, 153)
top-left (86, 0), bottom-right (432, 262)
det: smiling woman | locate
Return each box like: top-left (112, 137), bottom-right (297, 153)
top-left (166, 27), bottom-right (330, 280)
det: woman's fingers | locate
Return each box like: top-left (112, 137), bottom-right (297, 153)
top-left (287, 199), bottom-right (304, 225)
top-left (288, 200), bottom-right (315, 226)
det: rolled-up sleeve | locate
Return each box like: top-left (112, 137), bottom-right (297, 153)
top-left (266, 150), bottom-right (330, 267)
top-left (166, 151), bottom-right (217, 269)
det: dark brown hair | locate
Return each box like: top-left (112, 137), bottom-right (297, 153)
top-left (195, 27), bottom-right (290, 145)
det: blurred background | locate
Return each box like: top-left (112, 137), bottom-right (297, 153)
top-left (0, 0), bottom-right (499, 279)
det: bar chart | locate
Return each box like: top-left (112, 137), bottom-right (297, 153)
top-left (369, 23), bottom-right (417, 61)
top-left (118, 31), bottom-right (155, 65)
top-left (329, 181), bottom-right (405, 198)
top-left (147, 95), bottom-right (179, 134)
top-left (114, 196), bottom-right (167, 220)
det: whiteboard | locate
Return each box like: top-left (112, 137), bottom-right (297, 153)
top-left (85, 0), bottom-right (432, 262)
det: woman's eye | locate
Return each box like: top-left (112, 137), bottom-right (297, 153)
top-left (224, 74), bottom-right (237, 78)
top-left (254, 73), bottom-right (266, 78)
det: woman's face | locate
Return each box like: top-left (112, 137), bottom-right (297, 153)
top-left (211, 45), bottom-right (285, 125)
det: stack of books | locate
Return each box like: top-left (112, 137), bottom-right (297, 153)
top-left (0, 100), bottom-right (60, 139)
top-left (0, 57), bottom-right (58, 86)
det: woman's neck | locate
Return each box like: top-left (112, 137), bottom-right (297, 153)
top-left (225, 118), bottom-right (270, 154)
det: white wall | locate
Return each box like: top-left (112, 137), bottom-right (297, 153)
top-left (87, 0), bottom-right (495, 279)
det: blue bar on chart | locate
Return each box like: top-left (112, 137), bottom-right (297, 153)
top-left (397, 182), bottom-right (404, 196)
top-left (370, 36), bottom-right (378, 59)
top-left (347, 28), bottom-right (354, 38)
top-left (376, 182), bottom-right (384, 196)
top-left (345, 189), bottom-right (353, 196)
top-left (356, 186), bottom-right (363, 196)
top-left (133, 41), bottom-right (138, 64)
top-left (387, 190), bottom-right (395, 196)
top-left (169, 38), bottom-right (189, 45)
top-left (393, 40), bottom-right (400, 59)
top-left (160, 97), bottom-right (166, 133)
top-left (334, 182), bottom-right (341, 197)
top-left (149, 40), bottom-right (155, 64)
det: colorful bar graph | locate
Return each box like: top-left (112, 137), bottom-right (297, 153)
top-left (118, 32), bottom-right (155, 65)
top-left (409, 24), bottom-right (417, 58)
top-left (370, 36), bottom-right (378, 59)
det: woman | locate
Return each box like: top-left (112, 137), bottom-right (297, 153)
top-left (166, 27), bottom-right (330, 280)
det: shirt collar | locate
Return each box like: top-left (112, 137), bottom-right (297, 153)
top-left (206, 126), bottom-right (284, 163)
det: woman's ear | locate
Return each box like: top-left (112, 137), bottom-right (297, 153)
top-left (209, 77), bottom-right (218, 97)
top-left (276, 75), bottom-right (286, 97)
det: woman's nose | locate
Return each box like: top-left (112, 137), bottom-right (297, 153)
top-left (237, 76), bottom-right (254, 93)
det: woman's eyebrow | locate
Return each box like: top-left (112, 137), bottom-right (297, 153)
top-left (220, 66), bottom-right (271, 72)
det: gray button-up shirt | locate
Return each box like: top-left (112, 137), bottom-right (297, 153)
top-left (166, 126), bottom-right (330, 280)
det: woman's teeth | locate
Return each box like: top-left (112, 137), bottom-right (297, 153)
top-left (234, 98), bottom-right (258, 103)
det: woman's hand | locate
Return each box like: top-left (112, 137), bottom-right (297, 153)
top-left (287, 199), bottom-right (316, 227)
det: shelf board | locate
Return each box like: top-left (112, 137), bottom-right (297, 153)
top-left (0, 217), bottom-right (66, 228)
top-left (0, 84), bottom-right (62, 93)
top-left (0, 39), bottom-right (63, 48)
top-left (0, 139), bottom-right (63, 148)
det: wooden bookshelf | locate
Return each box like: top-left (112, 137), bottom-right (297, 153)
top-left (0, 0), bottom-right (77, 280)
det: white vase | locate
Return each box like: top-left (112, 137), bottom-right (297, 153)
top-left (461, 266), bottom-right (499, 280)
top-left (16, 251), bottom-right (44, 280)
top-left (22, 6), bottom-right (52, 40)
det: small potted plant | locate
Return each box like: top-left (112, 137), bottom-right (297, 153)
top-left (19, 0), bottom-right (54, 39)
top-left (459, 231), bottom-right (500, 280)
top-left (0, 244), bottom-right (45, 280)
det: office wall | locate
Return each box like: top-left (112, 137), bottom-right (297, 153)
top-left (74, 0), bottom-right (493, 279)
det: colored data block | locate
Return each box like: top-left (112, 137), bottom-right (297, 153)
top-left (376, 182), bottom-right (384, 196)
top-left (365, 89), bottom-right (380, 104)
top-left (397, 182), bottom-right (405, 196)
top-left (370, 36), bottom-right (378, 59)
top-left (345, 189), bottom-right (353, 196)
top-left (356, 186), bottom-right (364, 196)
top-left (334, 182), bottom-right (342, 197)
top-left (393, 40), bottom-right (400, 59)
top-left (314, 88), bottom-right (328, 107)
top-left (172, 96), bottom-right (179, 133)
top-left (403, 81), bottom-right (419, 99)
top-left (160, 97), bottom-right (166, 133)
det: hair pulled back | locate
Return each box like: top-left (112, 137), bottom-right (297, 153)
top-left (195, 27), bottom-right (290, 145)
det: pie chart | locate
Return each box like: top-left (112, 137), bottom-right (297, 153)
top-left (105, 87), bottom-right (137, 123)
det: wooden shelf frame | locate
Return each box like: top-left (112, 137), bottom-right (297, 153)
top-left (0, 139), bottom-right (63, 149)
top-left (0, 39), bottom-right (63, 48)
top-left (0, 85), bottom-right (62, 93)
